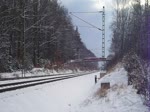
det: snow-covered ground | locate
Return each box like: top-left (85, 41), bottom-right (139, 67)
top-left (0, 72), bottom-right (97, 112)
top-left (74, 66), bottom-right (149, 112)
top-left (0, 65), bottom-right (148, 112)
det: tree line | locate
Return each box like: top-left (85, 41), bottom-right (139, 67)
top-left (107, 0), bottom-right (150, 103)
top-left (0, 0), bottom-right (98, 72)
top-left (109, 0), bottom-right (149, 59)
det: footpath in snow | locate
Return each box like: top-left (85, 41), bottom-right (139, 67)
top-left (0, 66), bottom-right (149, 112)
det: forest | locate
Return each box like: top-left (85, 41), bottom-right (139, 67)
top-left (0, 0), bottom-right (98, 72)
top-left (106, 0), bottom-right (150, 103)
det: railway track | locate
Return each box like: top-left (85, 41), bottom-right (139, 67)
top-left (0, 72), bottom-right (95, 93)
top-left (0, 72), bottom-right (73, 81)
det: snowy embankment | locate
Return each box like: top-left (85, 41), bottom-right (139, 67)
top-left (74, 65), bottom-right (149, 112)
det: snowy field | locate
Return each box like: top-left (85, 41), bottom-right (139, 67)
top-left (0, 66), bottom-right (149, 112)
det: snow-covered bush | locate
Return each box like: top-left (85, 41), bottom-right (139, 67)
top-left (123, 52), bottom-right (149, 103)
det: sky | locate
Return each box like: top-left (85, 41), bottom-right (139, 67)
top-left (59, 0), bottom-right (113, 58)
top-left (59, 0), bottom-right (146, 58)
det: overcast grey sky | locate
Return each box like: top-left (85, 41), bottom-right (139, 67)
top-left (58, 0), bottom-right (146, 58)
top-left (59, 0), bottom-right (114, 57)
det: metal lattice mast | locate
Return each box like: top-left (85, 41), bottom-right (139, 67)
top-left (69, 7), bottom-right (105, 58)
top-left (102, 6), bottom-right (105, 58)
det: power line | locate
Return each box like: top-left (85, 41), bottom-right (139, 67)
top-left (70, 11), bottom-right (103, 13)
top-left (70, 6), bottom-right (105, 58)
top-left (69, 12), bottom-right (102, 31)
top-left (77, 25), bottom-right (100, 29)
